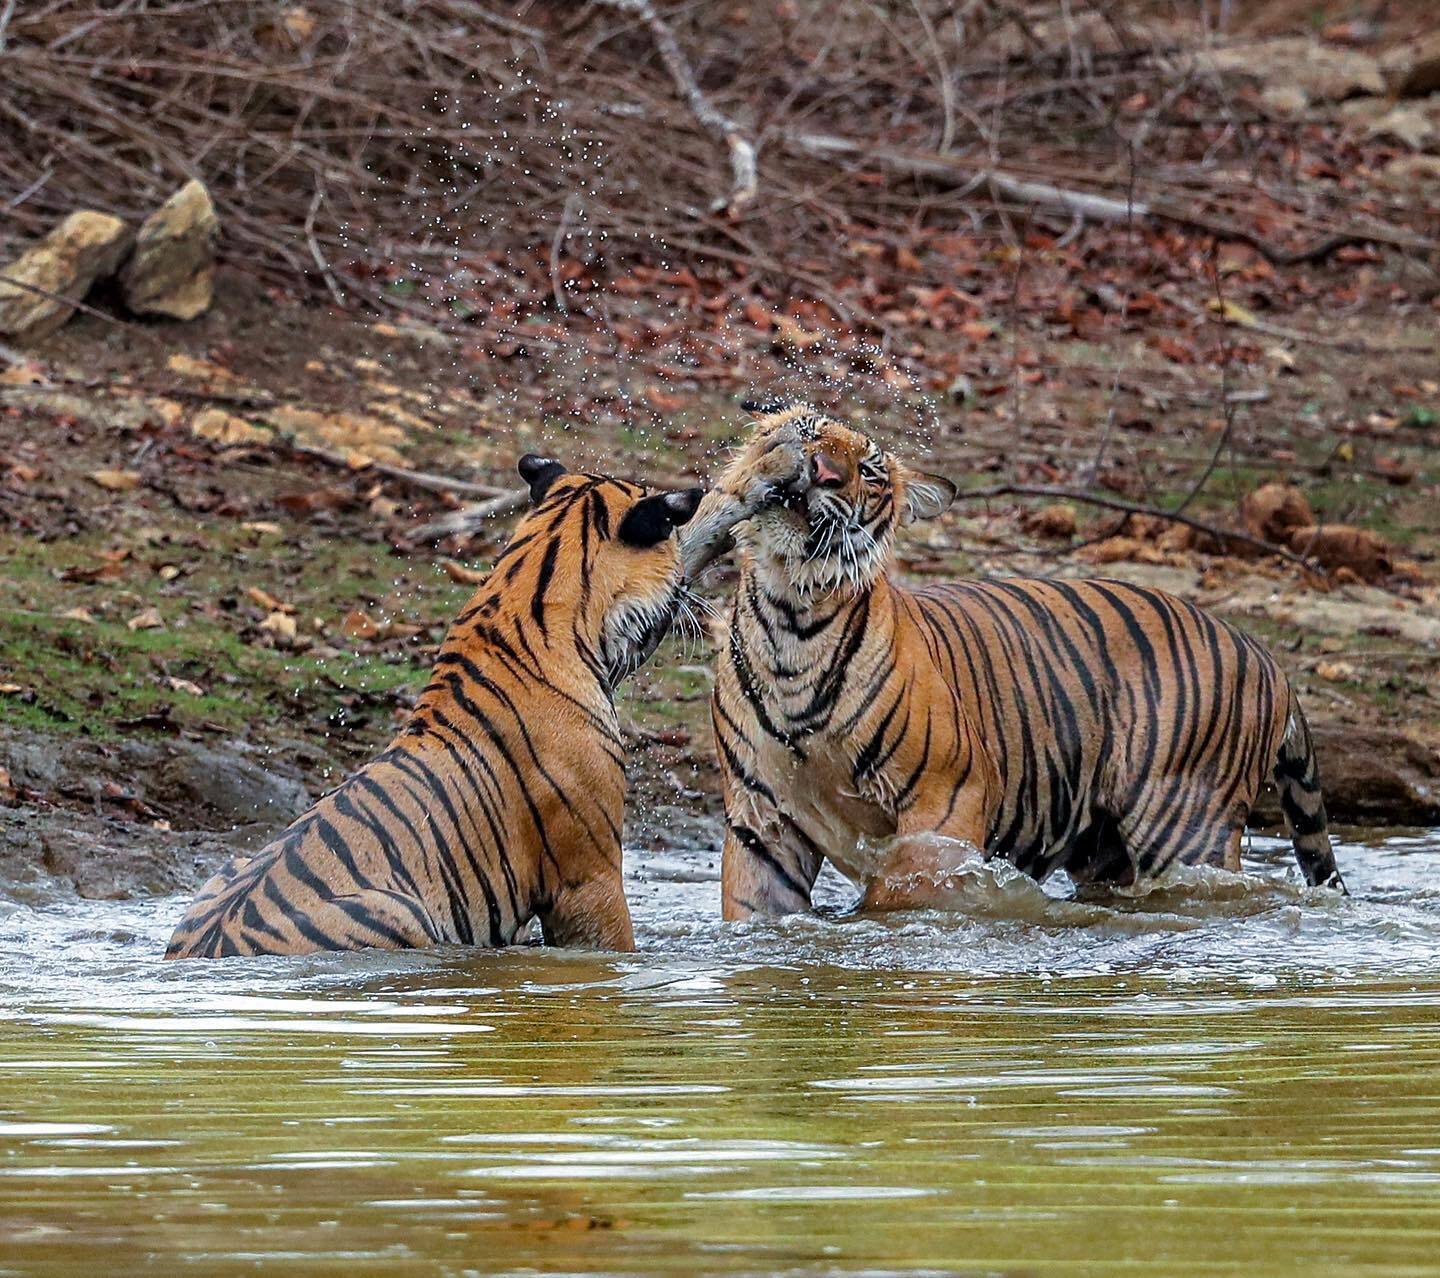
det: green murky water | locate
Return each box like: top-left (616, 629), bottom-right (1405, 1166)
top-left (3, 832), bottom-right (1440, 1276)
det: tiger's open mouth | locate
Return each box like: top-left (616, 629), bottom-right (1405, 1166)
top-left (756, 474), bottom-right (886, 595)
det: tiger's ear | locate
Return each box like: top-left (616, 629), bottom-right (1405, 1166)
top-left (741, 396), bottom-right (795, 416)
top-left (618, 488), bottom-right (705, 548)
top-left (900, 468), bottom-right (957, 524)
top-left (517, 454), bottom-right (567, 504)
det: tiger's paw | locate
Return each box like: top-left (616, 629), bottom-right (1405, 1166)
top-left (721, 420), bottom-right (806, 513)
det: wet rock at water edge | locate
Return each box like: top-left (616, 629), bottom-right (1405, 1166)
top-left (152, 743), bottom-right (310, 828)
top-left (1252, 726), bottom-right (1440, 829)
top-left (119, 179), bottom-right (219, 320)
top-left (0, 212), bottom-right (131, 341)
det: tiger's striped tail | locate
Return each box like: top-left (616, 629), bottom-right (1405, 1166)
top-left (1274, 697), bottom-right (1345, 893)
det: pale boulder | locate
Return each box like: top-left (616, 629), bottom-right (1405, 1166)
top-left (119, 179), bottom-right (219, 320)
top-left (0, 212), bottom-right (131, 341)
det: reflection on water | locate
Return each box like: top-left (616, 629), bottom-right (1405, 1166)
top-left (1, 832), bottom-right (1438, 1275)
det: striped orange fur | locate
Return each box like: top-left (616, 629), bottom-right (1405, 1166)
top-left (713, 407), bottom-right (1343, 918)
top-left (166, 456), bottom-right (729, 959)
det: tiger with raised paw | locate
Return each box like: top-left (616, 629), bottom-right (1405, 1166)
top-left (712, 405), bottom-right (1344, 920)
top-left (168, 443), bottom-right (802, 959)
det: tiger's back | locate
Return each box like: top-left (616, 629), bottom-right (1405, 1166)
top-left (912, 576), bottom-right (1296, 883)
top-left (166, 455), bottom-right (726, 960)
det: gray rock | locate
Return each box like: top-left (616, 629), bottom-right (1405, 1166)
top-left (153, 743), bottom-right (310, 828)
top-left (1382, 32), bottom-right (1440, 99)
top-left (0, 729), bottom-right (309, 831)
top-left (1252, 725), bottom-right (1440, 829)
top-left (119, 179), bottom-right (219, 320)
top-left (0, 212), bottom-right (131, 341)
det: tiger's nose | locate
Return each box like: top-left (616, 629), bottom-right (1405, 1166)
top-left (812, 451), bottom-right (850, 489)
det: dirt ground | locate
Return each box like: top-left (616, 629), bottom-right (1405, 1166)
top-left (4, 39), bottom-right (1440, 900)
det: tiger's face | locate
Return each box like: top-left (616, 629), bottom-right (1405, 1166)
top-left (728, 407), bottom-right (956, 596)
top-left (515, 456), bottom-right (704, 685)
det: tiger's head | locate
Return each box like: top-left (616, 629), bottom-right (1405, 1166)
top-left (481, 456), bottom-right (705, 686)
top-left (724, 405), bottom-right (956, 597)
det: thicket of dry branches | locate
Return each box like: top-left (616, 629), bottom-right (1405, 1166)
top-left (5, 0), bottom-right (1430, 328)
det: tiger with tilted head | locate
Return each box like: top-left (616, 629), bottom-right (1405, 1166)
top-left (167, 446), bottom-right (802, 959)
top-left (713, 405), bottom-right (1344, 919)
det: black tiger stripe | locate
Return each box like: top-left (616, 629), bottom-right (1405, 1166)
top-left (714, 408), bottom-right (1343, 917)
top-left (167, 464), bottom-right (718, 959)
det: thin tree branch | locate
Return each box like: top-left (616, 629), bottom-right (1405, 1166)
top-left (960, 483), bottom-right (1323, 573)
top-left (597, 0), bottom-right (758, 216)
top-left (781, 132), bottom-right (1438, 265)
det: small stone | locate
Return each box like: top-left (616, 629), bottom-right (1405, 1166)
top-left (1363, 105), bottom-right (1436, 150)
top-left (1204, 37), bottom-right (1384, 102)
top-left (0, 212), bottom-right (131, 341)
top-left (119, 180), bottom-right (219, 320)
top-left (1381, 32), bottom-right (1440, 98)
top-left (1380, 154), bottom-right (1440, 191)
top-left (1260, 85), bottom-right (1309, 118)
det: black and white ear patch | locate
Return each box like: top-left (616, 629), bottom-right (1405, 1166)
top-left (618, 488), bottom-right (705, 548)
top-left (517, 454), bottom-right (568, 504)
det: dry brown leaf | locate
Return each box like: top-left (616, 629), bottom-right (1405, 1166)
top-left (246, 585), bottom-right (294, 614)
top-left (0, 362), bottom-right (48, 387)
top-left (1021, 504), bottom-right (1076, 539)
top-left (1240, 483), bottom-right (1314, 543)
top-left (59, 607), bottom-right (96, 623)
top-left (59, 560), bottom-right (125, 584)
top-left (1315, 660), bottom-right (1357, 683)
top-left (90, 469), bottom-right (142, 492)
top-left (166, 353), bottom-right (236, 384)
top-left (1205, 298), bottom-right (1258, 327)
top-left (240, 521), bottom-right (285, 537)
top-left (259, 610), bottom-right (298, 642)
top-left (193, 408), bottom-right (272, 446)
top-left (1289, 525), bottom-right (1393, 582)
top-left (166, 676), bottom-right (206, 696)
top-left (439, 558), bottom-right (487, 585)
top-left (126, 607), bottom-right (164, 631)
top-left (342, 609), bottom-right (382, 640)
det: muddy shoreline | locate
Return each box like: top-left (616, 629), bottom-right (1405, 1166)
top-left (3, 715), bottom-right (1435, 905)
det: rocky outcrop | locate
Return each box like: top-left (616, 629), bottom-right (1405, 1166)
top-left (1252, 726), bottom-right (1440, 829)
top-left (0, 212), bottom-right (131, 341)
top-left (0, 731), bottom-right (309, 832)
top-left (119, 179), bottom-right (219, 320)
top-left (1205, 37), bottom-right (1385, 105)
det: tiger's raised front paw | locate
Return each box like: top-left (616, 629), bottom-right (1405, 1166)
top-left (722, 424), bottom-right (806, 513)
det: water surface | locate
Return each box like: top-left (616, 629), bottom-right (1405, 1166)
top-left (2, 831), bottom-right (1439, 1276)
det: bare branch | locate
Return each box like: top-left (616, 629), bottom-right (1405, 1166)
top-left (596, 0), bottom-right (758, 217)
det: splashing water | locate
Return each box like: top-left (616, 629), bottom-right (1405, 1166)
top-left (1, 829), bottom-right (1439, 1275)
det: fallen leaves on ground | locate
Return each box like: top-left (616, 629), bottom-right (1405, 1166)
top-left (89, 469), bottom-right (142, 492)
